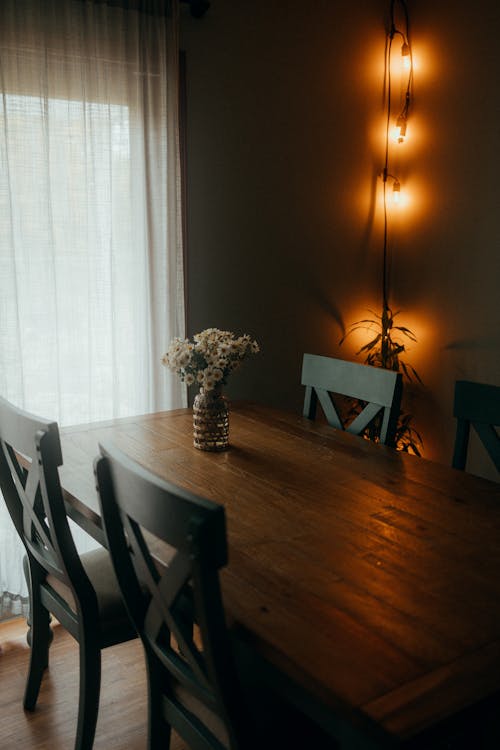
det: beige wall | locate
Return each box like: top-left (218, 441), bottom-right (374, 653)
top-left (180, 0), bottom-right (500, 479)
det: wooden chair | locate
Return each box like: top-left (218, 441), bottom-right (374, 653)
top-left (452, 380), bottom-right (500, 474)
top-left (301, 353), bottom-right (403, 447)
top-left (95, 440), bottom-right (258, 750)
top-left (95, 441), bottom-right (338, 750)
top-left (0, 397), bottom-right (137, 750)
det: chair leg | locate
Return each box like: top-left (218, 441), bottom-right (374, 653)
top-left (23, 560), bottom-right (51, 711)
top-left (23, 555), bottom-right (53, 650)
top-left (23, 600), bottom-right (51, 710)
top-left (74, 630), bottom-right (101, 750)
top-left (145, 650), bottom-right (170, 750)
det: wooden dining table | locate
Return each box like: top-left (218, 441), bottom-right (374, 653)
top-left (58, 401), bottom-right (500, 749)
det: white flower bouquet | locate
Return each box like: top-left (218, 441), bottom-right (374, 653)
top-left (162, 327), bottom-right (259, 393)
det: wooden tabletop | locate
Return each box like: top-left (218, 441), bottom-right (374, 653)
top-left (59, 402), bottom-right (500, 747)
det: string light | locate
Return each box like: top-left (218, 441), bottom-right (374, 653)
top-left (395, 114), bottom-right (407, 142)
top-left (392, 179), bottom-right (401, 204)
top-left (395, 90), bottom-right (411, 143)
top-left (382, 170), bottom-right (401, 205)
top-left (401, 41), bottom-right (411, 69)
top-left (381, 0), bottom-right (413, 311)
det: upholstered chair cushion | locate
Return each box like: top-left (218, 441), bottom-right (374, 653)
top-left (47, 547), bottom-right (135, 641)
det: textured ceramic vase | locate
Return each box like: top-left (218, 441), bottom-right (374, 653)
top-left (192, 386), bottom-right (229, 451)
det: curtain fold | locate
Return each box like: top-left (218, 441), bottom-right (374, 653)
top-left (0, 0), bottom-right (185, 619)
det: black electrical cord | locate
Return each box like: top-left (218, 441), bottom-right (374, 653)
top-left (382, 32), bottom-right (394, 312)
top-left (391, 0), bottom-right (413, 128)
top-left (390, 0), bottom-right (410, 39)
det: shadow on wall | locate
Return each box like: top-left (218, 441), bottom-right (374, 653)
top-left (354, 163), bottom-right (384, 271)
top-left (444, 338), bottom-right (500, 352)
top-left (309, 286), bottom-right (345, 337)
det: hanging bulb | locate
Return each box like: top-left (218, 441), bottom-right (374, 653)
top-left (392, 180), bottom-right (401, 204)
top-left (395, 115), bottom-right (407, 143)
top-left (401, 41), bottom-right (411, 70)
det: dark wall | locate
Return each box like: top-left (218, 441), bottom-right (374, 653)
top-left (180, 0), bottom-right (500, 479)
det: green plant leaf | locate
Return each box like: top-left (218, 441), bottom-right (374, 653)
top-left (356, 334), bottom-right (381, 354)
top-left (409, 364), bottom-right (423, 384)
top-left (339, 304), bottom-right (425, 455)
top-left (394, 326), bottom-right (418, 341)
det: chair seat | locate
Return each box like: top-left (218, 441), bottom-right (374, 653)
top-left (170, 680), bottom-right (336, 749)
top-left (46, 547), bottom-right (135, 641)
top-left (170, 684), bottom-right (230, 748)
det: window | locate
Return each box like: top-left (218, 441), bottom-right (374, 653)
top-left (0, 0), bottom-right (185, 617)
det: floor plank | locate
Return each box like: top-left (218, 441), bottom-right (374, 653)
top-left (0, 617), bottom-right (189, 750)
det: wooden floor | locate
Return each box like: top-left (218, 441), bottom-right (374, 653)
top-left (0, 617), bottom-right (189, 750)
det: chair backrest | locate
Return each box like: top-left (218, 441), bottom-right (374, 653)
top-left (0, 397), bottom-right (96, 618)
top-left (452, 380), bottom-right (500, 473)
top-left (301, 353), bottom-right (403, 447)
top-left (95, 441), bottom-right (248, 750)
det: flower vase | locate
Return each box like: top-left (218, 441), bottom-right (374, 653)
top-left (192, 386), bottom-right (229, 452)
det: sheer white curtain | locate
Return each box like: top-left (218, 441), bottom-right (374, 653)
top-left (0, 0), bottom-right (186, 618)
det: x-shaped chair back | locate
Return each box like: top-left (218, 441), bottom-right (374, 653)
top-left (95, 441), bottom-right (247, 750)
top-left (301, 353), bottom-right (403, 447)
top-left (452, 380), bottom-right (500, 474)
top-left (0, 397), bottom-right (94, 619)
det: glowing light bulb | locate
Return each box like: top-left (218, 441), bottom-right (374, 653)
top-left (392, 181), bottom-right (401, 204)
top-left (401, 41), bottom-right (411, 70)
top-left (395, 115), bottom-right (407, 143)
